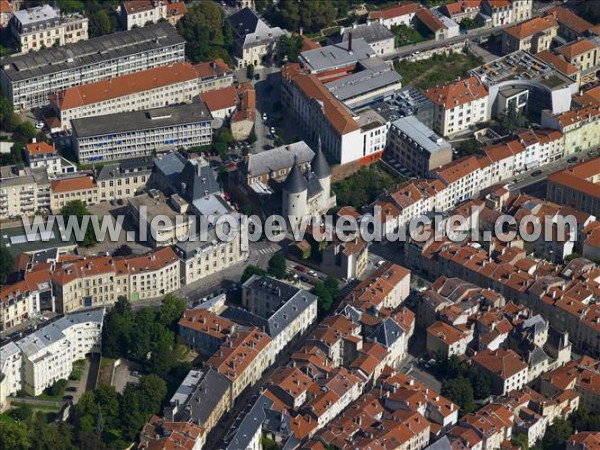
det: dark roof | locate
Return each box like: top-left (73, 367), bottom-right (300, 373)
top-left (96, 156), bottom-right (154, 181)
top-left (306, 172), bottom-right (323, 198)
top-left (71, 103), bottom-right (212, 138)
top-left (311, 141), bottom-right (330, 179)
top-left (154, 151), bottom-right (187, 186)
top-left (228, 7), bottom-right (259, 38)
top-left (225, 394), bottom-right (274, 450)
top-left (2, 22), bottom-right (185, 83)
top-left (368, 317), bottom-right (404, 348)
top-left (179, 159), bottom-right (221, 201)
top-left (340, 23), bottom-right (394, 44)
top-left (282, 156), bottom-right (307, 194)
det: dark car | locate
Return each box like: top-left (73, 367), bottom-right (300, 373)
top-left (299, 275), bottom-right (310, 283)
top-left (531, 170), bottom-right (542, 177)
top-left (63, 395), bottom-right (74, 401)
top-left (567, 156), bottom-right (578, 164)
top-left (65, 387), bottom-right (77, 392)
top-left (294, 265), bottom-right (306, 272)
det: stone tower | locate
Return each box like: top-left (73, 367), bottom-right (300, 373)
top-left (282, 155), bottom-right (308, 226)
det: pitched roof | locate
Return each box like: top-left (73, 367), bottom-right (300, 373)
top-left (431, 155), bottom-right (482, 185)
top-left (198, 85), bottom-right (238, 112)
top-left (427, 321), bottom-right (469, 345)
top-left (416, 8), bottom-right (447, 33)
top-left (166, 0), bottom-right (186, 17)
top-left (50, 175), bottom-right (96, 193)
top-left (368, 2), bottom-right (420, 21)
top-left (536, 50), bottom-right (580, 76)
top-left (26, 141), bottom-right (56, 156)
top-left (504, 16), bottom-right (558, 40)
top-left (546, 6), bottom-right (594, 34)
top-left (193, 58), bottom-right (231, 80)
top-left (424, 76), bottom-right (487, 110)
top-left (56, 62), bottom-right (198, 110)
top-left (472, 348), bottom-right (528, 379)
top-left (556, 39), bottom-right (598, 59)
top-left (548, 156), bottom-right (600, 200)
top-left (441, 1), bottom-right (482, 18)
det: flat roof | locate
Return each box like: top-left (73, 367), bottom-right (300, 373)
top-left (1, 22), bottom-right (185, 83)
top-left (392, 115), bottom-right (451, 154)
top-left (325, 62), bottom-right (402, 103)
top-left (470, 50), bottom-right (574, 91)
top-left (0, 223), bottom-right (76, 256)
top-left (72, 103), bottom-right (212, 138)
top-left (300, 38), bottom-right (374, 73)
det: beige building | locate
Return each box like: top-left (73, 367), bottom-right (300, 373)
top-left (425, 77), bottom-right (489, 137)
top-left (10, 5), bottom-right (88, 53)
top-left (207, 328), bottom-right (272, 404)
top-left (96, 157), bottom-right (153, 203)
top-left (556, 39), bottom-right (600, 85)
top-left (127, 191), bottom-right (193, 247)
top-left (0, 165), bottom-right (50, 219)
top-left (472, 348), bottom-right (529, 395)
top-left (50, 174), bottom-right (98, 213)
top-left (0, 281), bottom-right (30, 332)
top-left (53, 62), bottom-right (202, 130)
top-left (194, 59), bottom-right (235, 94)
top-left (426, 321), bottom-right (472, 358)
top-left (502, 16), bottom-right (558, 55)
top-left (125, 247), bottom-right (181, 301)
top-left (121, 0), bottom-right (166, 30)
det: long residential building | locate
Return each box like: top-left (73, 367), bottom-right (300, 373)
top-left (52, 62), bottom-right (202, 130)
top-left (0, 309), bottom-right (104, 405)
top-left (71, 102), bottom-right (213, 164)
top-left (0, 22), bottom-right (186, 111)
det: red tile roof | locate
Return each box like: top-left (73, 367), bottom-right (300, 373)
top-left (50, 175), bottom-right (96, 193)
top-left (26, 141), bottom-right (56, 156)
top-left (546, 6), bottom-right (594, 34)
top-left (416, 8), bottom-right (447, 32)
top-left (556, 39), bottom-right (597, 59)
top-left (504, 16), bottom-right (558, 40)
top-left (199, 85), bottom-right (238, 112)
top-left (368, 2), bottom-right (420, 21)
top-left (424, 76), bottom-right (488, 110)
top-left (56, 62), bottom-right (198, 110)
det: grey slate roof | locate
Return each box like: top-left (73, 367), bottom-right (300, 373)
top-left (225, 394), bottom-right (273, 450)
top-left (282, 157), bottom-right (307, 194)
top-left (71, 103), bottom-right (212, 138)
top-left (340, 23), bottom-right (394, 44)
top-left (425, 436), bottom-right (452, 450)
top-left (179, 158), bottom-right (221, 201)
top-left (227, 7), bottom-right (285, 49)
top-left (96, 156), bottom-right (154, 181)
top-left (311, 141), bottom-right (330, 179)
top-left (225, 275), bottom-right (317, 339)
top-left (166, 367), bottom-right (232, 426)
top-left (245, 141), bottom-right (314, 178)
top-left (368, 317), bottom-right (404, 348)
top-left (154, 151), bottom-right (187, 186)
top-left (521, 315), bottom-right (547, 336)
top-left (300, 38), bottom-right (374, 73)
top-left (527, 346), bottom-right (549, 367)
top-left (1, 22), bottom-right (185, 82)
top-left (15, 309), bottom-right (105, 358)
top-left (306, 172), bottom-right (323, 198)
top-left (325, 64), bottom-right (402, 103)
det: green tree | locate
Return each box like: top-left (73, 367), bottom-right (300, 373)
top-left (158, 293), bottom-right (187, 328)
top-left (460, 17), bottom-right (479, 30)
top-left (500, 102), bottom-right (527, 135)
top-left (61, 200), bottom-right (97, 246)
top-left (267, 252), bottom-right (287, 279)
top-left (45, 378), bottom-right (68, 397)
top-left (137, 374), bottom-right (168, 415)
top-left (312, 281), bottom-right (334, 316)
top-left (512, 433), bottom-right (529, 450)
top-left (542, 418), bottom-right (572, 450)
top-left (94, 385), bottom-right (120, 430)
top-left (469, 368), bottom-right (492, 400)
top-left (0, 243), bottom-right (14, 284)
top-left (10, 403), bottom-right (33, 424)
top-left (0, 93), bottom-right (16, 130)
top-left (18, 121), bottom-right (36, 141)
top-left (89, 9), bottom-right (115, 38)
top-left (441, 377), bottom-right (474, 414)
top-left (279, 34), bottom-right (304, 63)
top-left (457, 138), bottom-right (480, 156)
top-left (0, 420), bottom-right (30, 450)
top-left (101, 296), bottom-right (136, 358)
top-left (241, 265), bottom-right (268, 282)
top-left (324, 276), bottom-right (340, 299)
top-left (177, 2), bottom-right (231, 63)
top-left (246, 64), bottom-right (255, 80)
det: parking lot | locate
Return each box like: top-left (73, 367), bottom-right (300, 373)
top-left (113, 359), bottom-right (141, 394)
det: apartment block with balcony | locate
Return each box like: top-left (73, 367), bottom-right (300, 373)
top-left (0, 22), bottom-right (185, 111)
top-left (0, 164), bottom-right (49, 219)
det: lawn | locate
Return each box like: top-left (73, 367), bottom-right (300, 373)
top-left (394, 52), bottom-right (484, 90)
top-left (391, 25), bottom-right (426, 46)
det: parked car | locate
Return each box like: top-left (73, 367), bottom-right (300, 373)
top-left (376, 260), bottom-right (386, 267)
top-left (531, 170), bottom-right (542, 177)
top-left (262, 112), bottom-right (267, 121)
top-left (294, 265), bottom-right (306, 272)
top-left (307, 270), bottom-right (318, 277)
top-left (567, 156), bottom-right (578, 164)
top-left (35, 121), bottom-right (44, 129)
top-left (65, 387), bottom-right (77, 392)
top-left (63, 395), bottom-right (74, 401)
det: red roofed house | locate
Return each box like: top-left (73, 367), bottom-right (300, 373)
top-left (50, 173), bottom-right (98, 213)
top-left (502, 15), bottom-right (558, 55)
top-left (546, 157), bottom-right (600, 217)
top-left (25, 139), bottom-right (62, 175)
top-left (567, 431), bottom-right (600, 450)
top-left (367, 2), bottom-right (420, 28)
top-left (199, 85), bottom-right (239, 119)
top-left (482, 0), bottom-right (533, 27)
top-left (472, 348), bottom-right (529, 395)
top-left (0, 1), bottom-right (12, 27)
top-left (416, 8), bottom-right (460, 42)
top-left (439, 1), bottom-right (482, 22)
top-left (120, 0), bottom-right (186, 30)
top-left (424, 76), bottom-right (489, 136)
top-left (52, 62), bottom-right (201, 130)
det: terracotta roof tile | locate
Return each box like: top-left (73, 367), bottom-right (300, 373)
top-left (504, 16), bottom-right (558, 40)
top-left (26, 141), bottom-right (56, 156)
top-left (50, 175), bottom-right (96, 193)
top-left (425, 76), bottom-right (487, 110)
top-left (368, 2), bottom-right (420, 21)
top-left (556, 39), bottom-right (598, 59)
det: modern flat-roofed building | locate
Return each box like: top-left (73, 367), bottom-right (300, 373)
top-left (53, 62), bottom-right (202, 130)
top-left (1, 22), bottom-right (185, 111)
top-left (10, 5), bottom-right (88, 53)
top-left (71, 103), bottom-right (213, 164)
top-left (469, 50), bottom-right (577, 122)
top-left (388, 116), bottom-right (452, 177)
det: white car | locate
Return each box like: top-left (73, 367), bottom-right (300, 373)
top-left (376, 260), bottom-right (386, 267)
top-left (308, 270), bottom-right (318, 277)
top-left (262, 112), bottom-right (267, 121)
top-left (35, 121), bottom-right (44, 129)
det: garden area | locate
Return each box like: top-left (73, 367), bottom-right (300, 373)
top-left (333, 163), bottom-right (405, 209)
top-left (394, 52), bottom-right (484, 90)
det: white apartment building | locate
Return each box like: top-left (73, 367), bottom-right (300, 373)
top-left (472, 348), bottom-right (529, 395)
top-left (425, 76), bottom-right (490, 137)
top-left (71, 103), bottom-right (213, 164)
top-left (0, 165), bottom-right (50, 219)
top-left (121, 0), bottom-right (167, 30)
top-left (482, 0), bottom-right (532, 27)
top-left (431, 156), bottom-right (488, 210)
top-left (10, 5), bottom-right (88, 53)
top-left (0, 309), bottom-right (105, 397)
top-left (24, 141), bottom-right (62, 176)
top-left (367, 2), bottom-right (420, 28)
top-left (1, 22), bottom-right (185, 111)
top-left (0, 342), bottom-right (22, 410)
top-left (54, 62), bottom-right (202, 130)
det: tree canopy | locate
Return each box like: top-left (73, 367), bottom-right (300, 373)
top-left (0, 243), bottom-right (14, 284)
top-left (279, 34), bottom-right (304, 63)
top-left (267, 252), bottom-right (287, 279)
top-left (176, 3), bottom-right (233, 63)
top-left (441, 377), bottom-right (475, 414)
top-left (60, 200), bottom-right (97, 247)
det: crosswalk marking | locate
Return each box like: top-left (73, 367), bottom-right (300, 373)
top-left (258, 247), bottom-right (278, 255)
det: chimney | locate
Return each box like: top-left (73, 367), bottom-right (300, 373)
top-left (348, 32), bottom-right (352, 52)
